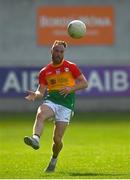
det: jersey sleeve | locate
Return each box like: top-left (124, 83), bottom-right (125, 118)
top-left (38, 68), bottom-right (47, 85)
top-left (70, 63), bottom-right (82, 79)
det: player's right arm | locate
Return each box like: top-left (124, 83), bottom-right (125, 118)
top-left (25, 84), bottom-right (47, 101)
top-left (25, 66), bottom-right (47, 101)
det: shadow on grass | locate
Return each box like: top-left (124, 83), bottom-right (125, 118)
top-left (41, 171), bottom-right (129, 179)
top-left (68, 172), bottom-right (128, 177)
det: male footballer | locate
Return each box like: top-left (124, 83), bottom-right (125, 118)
top-left (24, 40), bottom-right (88, 172)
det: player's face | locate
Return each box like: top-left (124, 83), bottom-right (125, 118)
top-left (51, 45), bottom-right (65, 65)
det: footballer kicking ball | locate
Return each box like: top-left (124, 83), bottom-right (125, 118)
top-left (67, 20), bottom-right (86, 39)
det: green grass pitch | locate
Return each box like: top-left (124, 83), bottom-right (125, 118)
top-left (0, 112), bottom-right (130, 179)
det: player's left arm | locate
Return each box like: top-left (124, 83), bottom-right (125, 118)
top-left (72, 74), bottom-right (88, 91)
top-left (59, 74), bottom-right (88, 97)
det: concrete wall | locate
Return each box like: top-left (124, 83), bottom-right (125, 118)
top-left (0, 0), bottom-right (130, 66)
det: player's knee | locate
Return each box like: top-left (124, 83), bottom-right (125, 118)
top-left (53, 135), bottom-right (62, 145)
top-left (37, 109), bottom-right (45, 121)
top-left (37, 111), bottom-right (43, 119)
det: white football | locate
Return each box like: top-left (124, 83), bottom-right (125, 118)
top-left (67, 20), bottom-right (86, 39)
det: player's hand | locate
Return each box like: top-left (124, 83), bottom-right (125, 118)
top-left (25, 90), bottom-right (36, 101)
top-left (59, 87), bottom-right (73, 97)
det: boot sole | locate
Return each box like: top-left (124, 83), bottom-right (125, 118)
top-left (24, 136), bottom-right (39, 150)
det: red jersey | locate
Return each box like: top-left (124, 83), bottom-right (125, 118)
top-left (39, 59), bottom-right (81, 110)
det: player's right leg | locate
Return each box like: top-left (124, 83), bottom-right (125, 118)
top-left (24, 104), bottom-right (54, 150)
top-left (45, 121), bottom-right (68, 172)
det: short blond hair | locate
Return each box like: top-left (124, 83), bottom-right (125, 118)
top-left (52, 40), bottom-right (67, 49)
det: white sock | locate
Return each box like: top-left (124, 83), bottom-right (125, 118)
top-left (51, 157), bottom-right (57, 165)
top-left (33, 134), bottom-right (40, 143)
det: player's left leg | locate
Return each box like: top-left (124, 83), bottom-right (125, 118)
top-left (45, 121), bottom-right (68, 172)
top-left (24, 104), bottom-right (54, 150)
